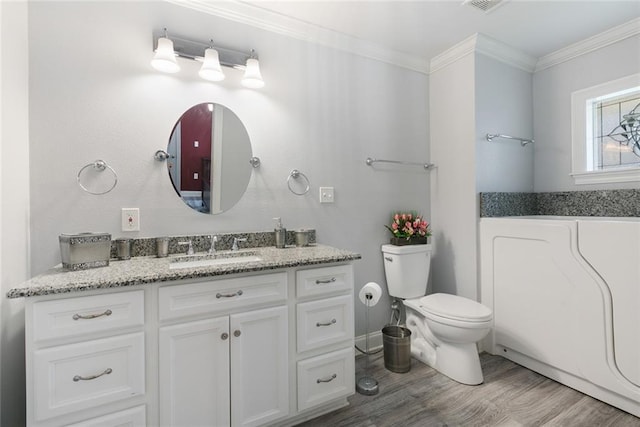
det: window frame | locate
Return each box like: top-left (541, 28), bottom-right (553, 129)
top-left (571, 73), bottom-right (640, 185)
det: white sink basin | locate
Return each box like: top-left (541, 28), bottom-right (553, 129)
top-left (169, 253), bottom-right (262, 270)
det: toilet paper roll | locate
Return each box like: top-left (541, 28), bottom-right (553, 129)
top-left (359, 282), bottom-right (382, 306)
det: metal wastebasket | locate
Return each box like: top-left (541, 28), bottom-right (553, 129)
top-left (382, 325), bottom-right (412, 373)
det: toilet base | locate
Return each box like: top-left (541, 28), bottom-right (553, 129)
top-left (406, 311), bottom-right (485, 385)
top-left (412, 339), bottom-right (483, 385)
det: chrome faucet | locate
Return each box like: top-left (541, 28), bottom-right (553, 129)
top-left (178, 240), bottom-right (194, 255)
top-left (232, 237), bottom-right (247, 251)
top-left (208, 235), bottom-right (218, 254)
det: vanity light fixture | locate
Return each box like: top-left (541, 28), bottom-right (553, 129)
top-left (241, 50), bottom-right (265, 89)
top-left (151, 29), bottom-right (264, 88)
top-left (199, 41), bottom-right (225, 82)
top-left (150, 28), bottom-right (180, 73)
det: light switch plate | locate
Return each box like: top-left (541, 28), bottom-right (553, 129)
top-left (121, 208), bottom-right (140, 231)
top-left (319, 187), bottom-right (335, 203)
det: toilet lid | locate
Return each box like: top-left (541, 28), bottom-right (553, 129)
top-left (418, 293), bottom-right (493, 322)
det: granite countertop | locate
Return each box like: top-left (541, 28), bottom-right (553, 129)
top-left (7, 244), bottom-right (361, 299)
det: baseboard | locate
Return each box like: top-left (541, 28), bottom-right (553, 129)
top-left (355, 330), bottom-right (383, 355)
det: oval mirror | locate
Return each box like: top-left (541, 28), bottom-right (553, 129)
top-left (167, 103), bottom-right (252, 214)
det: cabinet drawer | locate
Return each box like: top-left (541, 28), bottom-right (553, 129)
top-left (33, 333), bottom-right (145, 421)
top-left (159, 272), bottom-right (287, 321)
top-left (297, 347), bottom-right (355, 411)
top-left (32, 290), bottom-right (144, 343)
top-left (296, 265), bottom-right (353, 298)
top-left (297, 295), bottom-right (354, 352)
top-left (66, 405), bottom-right (146, 427)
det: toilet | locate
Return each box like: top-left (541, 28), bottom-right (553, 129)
top-left (382, 243), bottom-right (493, 385)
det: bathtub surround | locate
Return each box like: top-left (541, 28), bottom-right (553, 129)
top-left (480, 189), bottom-right (640, 217)
top-left (480, 217), bottom-right (640, 416)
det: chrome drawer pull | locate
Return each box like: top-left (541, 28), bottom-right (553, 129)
top-left (216, 290), bottom-right (243, 299)
top-left (316, 319), bottom-right (337, 327)
top-left (73, 368), bottom-right (112, 382)
top-left (316, 373), bottom-right (337, 384)
top-left (72, 309), bottom-right (113, 320)
top-left (315, 277), bottom-right (337, 284)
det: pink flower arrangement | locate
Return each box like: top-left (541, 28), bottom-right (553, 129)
top-left (385, 212), bottom-right (431, 240)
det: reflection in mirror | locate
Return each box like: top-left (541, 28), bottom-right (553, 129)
top-left (167, 103), bottom-right (252, 214)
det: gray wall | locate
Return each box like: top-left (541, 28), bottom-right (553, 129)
top-left (476, 54), bottom-right (534, 193)
top-left (1, 2), bottom-right (30, 426)
top-left (533, 34), bottom-right (640, 192)
top-left (429, 48), bottom-right (534, 302)
top-left (27, 2), bottom-right (429, 336)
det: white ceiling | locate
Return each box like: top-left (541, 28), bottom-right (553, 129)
top-left (243, 0), bottom-right (640, 63)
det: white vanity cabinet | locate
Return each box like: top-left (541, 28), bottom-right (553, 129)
top-left (158, 273), bottom-right (289, 427)
top-left (26, 290), bottom-right (147, 427)
top-left (23, 261), bottom-right (356, 427)
top-left (294, 265), bottom-right (355, 414)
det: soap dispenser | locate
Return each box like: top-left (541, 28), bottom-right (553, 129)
top-left (273, 217), bottom-right (286, 248)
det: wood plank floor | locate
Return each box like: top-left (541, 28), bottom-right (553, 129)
top-left (295, 351), bottom-right (640, 427)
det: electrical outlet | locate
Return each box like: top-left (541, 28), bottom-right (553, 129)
top-left (121, 208), bottom-right (140, 232)
top-left (319, 187), bottom-right (335, 204)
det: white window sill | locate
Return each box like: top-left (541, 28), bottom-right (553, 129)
top-left (571, 168), bottom-right (640, 185)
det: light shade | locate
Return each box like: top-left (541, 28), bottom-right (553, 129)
top-left (199, 48), bottom-right (225, 82)
top-left (151, 37), bottom-right (180, 73)
top-left (241, 58), bottom-right (265, 89)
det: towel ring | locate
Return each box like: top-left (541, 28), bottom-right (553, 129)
top-left (287, 169), bottom-right (310, 196)
top-left (77, 160), bottom-right (118, 195)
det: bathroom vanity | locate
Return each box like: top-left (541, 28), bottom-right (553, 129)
top-left (8, 245), bottom-right (360, 427)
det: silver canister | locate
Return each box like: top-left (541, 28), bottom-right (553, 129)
top-left (274, 228), bottom-right (287, 249)
top-left (156, 237), bottom-right (169, 258)
top-left (115, 238), bottom-right (131, 260)
top-left (295, 229), bottom-right (310, 247)
top-left (59, 232), bottom-right (111, 270)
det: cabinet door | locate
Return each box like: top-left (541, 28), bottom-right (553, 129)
top-left (230, 306), bottom-right (289, 427)
top-left (159, 317), bottom-right (230, 427)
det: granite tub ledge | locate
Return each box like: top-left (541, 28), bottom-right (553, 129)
top-left (7, 244), bottom-right (361, 299)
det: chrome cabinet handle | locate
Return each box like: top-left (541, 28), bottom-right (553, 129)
top-left (316, 373), bottom-right (337, 383)
top-left (221, 332), bottom-right (229, 340)
top-left (73, 368), bottom-right (112, 382)
top-left (316, 319), bottom-right (337, 327)
top-left (216, 290), bottom-right (243, 299)
top-left (234, 330), bottom-right (241, 337)
top-left (315, 277), bottom-right (337, 284)
top-left (384, 257), bottom-right (393, 262)
top-left (72, 309), bottom-right (112, 320)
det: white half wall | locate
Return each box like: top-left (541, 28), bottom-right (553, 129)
top-left (429, 52), bottom-right (477, 299)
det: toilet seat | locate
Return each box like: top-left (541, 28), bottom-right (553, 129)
top-left (417, 293), bottom-right (492, 323)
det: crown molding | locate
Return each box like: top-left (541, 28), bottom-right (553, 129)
top-left (429, 34), bottom-right (478, 74)
top-left (535, 17), bottom-right (640, 72)
top-left (430, 33), bottom-right (537, 74)
top-left (165, 1), bottom-right (638, 76)
top-left (166, 0), bottom-right (430, 74)
top-left (475, 33), bottom-right (538, 72)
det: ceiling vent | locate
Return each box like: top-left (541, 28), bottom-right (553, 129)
top-left (463, 0), bottom-right (506, 13)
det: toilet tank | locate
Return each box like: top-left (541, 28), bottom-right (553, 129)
top-left (381, 244), bottom-right (432, 299)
